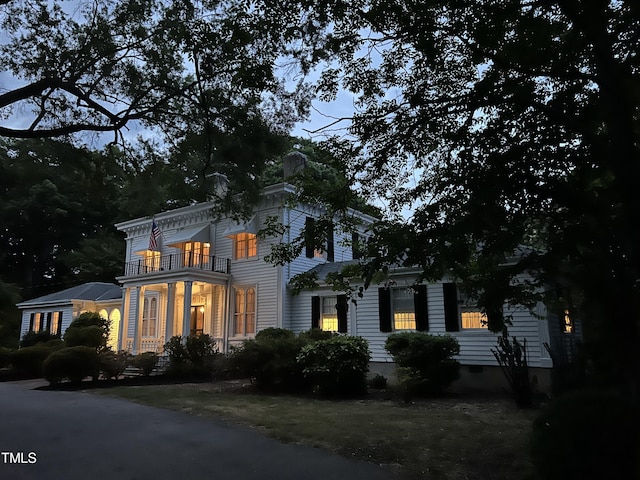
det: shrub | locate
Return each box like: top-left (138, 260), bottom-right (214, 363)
top-left (42, 346), bottom-right (99, 385)
top-left (10, 341), bottom-right (64, 377)
top-left (385, 332), bottom-right (460, 397)
top-left (0, 346), bottom-right (12, 368)
top-left (255, 327), bottom-right (295, 341)
top-left (531, 389), bottom-right (640, 480)
top-left (130, 352), bottom-right (159, 376)
top-left (229, 333), bottom-right (309, 391)
top-left (20, 330), bottom-right (58, 348)
top-left (164, 335), bottom-right (219, 379)
top-left (297, 336), bottom-right (371, 397)
top-left (297, 328), bottom-right (336, 343)
top-left (99, 350), bottom-right (130, 379)
top-left (491, 327), bottom-right (535, 408)
top-left (368, 373), bottom-right (388, 390)
top-left (63, 312), bottom-right (109, 350)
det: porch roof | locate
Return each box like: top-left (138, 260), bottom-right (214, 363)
top-left (166, 225), bottom-right (210, 246)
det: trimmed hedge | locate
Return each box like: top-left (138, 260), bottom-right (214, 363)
top-left (99, 350), bottom-right (130, 379)
top-left (385, 332), bottom-right (460, 396)
top-left (130, 352), bottom-right (158, 376)
top-left (164, 334), bottom-right (219, 379)
top-left (42, 346), bottom-right (99, 385)
top-left (0, 346), bottom-right (12, 368)
top-left (10, 341), bottom-right (64, 377)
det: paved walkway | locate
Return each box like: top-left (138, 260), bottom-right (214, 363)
top-left (0, 381), bottom-right (399, 480)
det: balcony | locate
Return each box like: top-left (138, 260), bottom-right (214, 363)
top-left (123, 253), bottom-right (230, 277)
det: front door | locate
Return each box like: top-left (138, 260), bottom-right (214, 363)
top-left (190, 306), bottom-right (204, 336)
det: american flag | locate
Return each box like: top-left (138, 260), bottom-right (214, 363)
top-left (149, 220), bottom-right (162, 251)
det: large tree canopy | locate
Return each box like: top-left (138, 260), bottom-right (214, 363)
top-left (252, 0), bottom-right (640, 391)
top-left (0, 0), bottom-right (307, 141)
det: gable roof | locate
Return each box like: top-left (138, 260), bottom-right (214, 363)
top-left (304, 260), bottom-right (361, 282)
top-left (17, 282), bottom-right (122, 307)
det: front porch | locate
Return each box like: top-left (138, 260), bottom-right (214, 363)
top-left (119, 280), bottom-right (229, 355)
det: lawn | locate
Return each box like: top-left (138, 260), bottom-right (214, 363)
top-left (95, 381), bottom-right (538, 480)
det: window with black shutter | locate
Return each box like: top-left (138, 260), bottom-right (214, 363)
top-left (327, 223), bottom-right (334, 262)
top-left (378, 288), bottom-right (392, 332)
top-left (336, 295), bottom-right (348, 333)
top-left (305, 217), bottom-right (315, 258)
top-left (414, 284), bottom-right (429, 331)
top-left (443, 283), bottom-right (460, 332)
top-left (311, 296), bottom-right (320, 329)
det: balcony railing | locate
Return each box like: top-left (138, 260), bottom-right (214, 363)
top-left (123, 253), bottom-right (230, 276)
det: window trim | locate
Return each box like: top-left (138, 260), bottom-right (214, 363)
top-left (378, 285), bottom-right (428, 332)
top-left (142, 294), bottom-right (159, 338)
top-left (233, 233), bottom-right (258, 260)
top-left (443, 283), bottom-right (489, 331)
top-left (311, 294), bottom-right (348, 333)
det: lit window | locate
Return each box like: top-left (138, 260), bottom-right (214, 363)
top-left (31, 313), bottom-right (44, 332)
top-left (461, 311), bottom-right (488, 329)
top-left (393, 288), bottom-right (416, 330)
top-left (563, 309), bottom-right (574, 333)
top-left (234, 287), bottom-right (256, 335)
top-left (183, 241), bottom-right (210, 267)
top-left (51, 311), bottom-right (62, 336)
top-left (142, 296), bottom-right (158, 337)
top-left (234, 233), bottom-right (257, 259)
top-left (321, 297), bottom-right (338, 332)
top-left (144, 250), bottom-right (161, 271)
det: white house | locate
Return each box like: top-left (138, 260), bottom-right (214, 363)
top-left (18, 171), bottom-right (579, 390)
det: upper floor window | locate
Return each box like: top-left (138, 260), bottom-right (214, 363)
top-left (183, 241), bottom-right (210, 267)
top-left (305, 217), bottom-right (334, 262)
top-left (143, 250), bottom-right (161, 271)
top-left (234, 233), bottom-right (257, 259)
top-left (563, 309), bottom-right (574, 334)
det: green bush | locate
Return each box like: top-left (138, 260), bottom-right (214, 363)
top-left (298, 328), bottom-right (336, 343)
top-left (255, 327), bottom-right (295, 341)
top-left (368, 373), bottom-right (388, 390)
top-left (130, 352), bottom-right (159, 376)
top-left (491, 328), bottom-right (535, 408)
top-left (0, 346), bottom-right (13, 368)
top-left (385, 332), bottom-right (460, 396)
top-left (297, 336), bottom-right (371, 397)
top-left (164, 335), bottom-right (219, 379)
top-left (42, 346), bottom-right (99, 385)
top-left (10, 341), bottom-right (64, 377)
top-left (531, 389), bottom-right (640, 480)
top-left (20, 331), bottom-right (58, 348)
top-left (99, 350), bottom-right (130, 379)
top-left (229, 333), bottom-right (309, 391)
top-left (63, 312), bottom-right (109, 350)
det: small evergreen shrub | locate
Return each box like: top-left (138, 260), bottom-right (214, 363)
top-left (42, 346), bottom-right (99, 385)
top-left (64, 312), bottom-right (109, 350)
top-left (10, 341), bottom-right (64, 377)
top-left (368, 373), bottom-right (388, 390)
top-left (164, 335), bottom-right (218, 379)
top-left (229, 333), bottom-right (308, 391)
top-left (385, 332), bottom-right (460, 397)
top-left (297, 336), bottom-right (371, 397)
top-left (531, 389), bottom-right (640, 480)
top-left (20, 331), bottom-right (58, 348)
top-left (130, 352), bottom-right (159, 376)
top-left (255, 327), bottom-right (295, 341)
top-left (99, 350), bottom-right (130, 379)
top-left (297, 328), bottom-right (336, 342)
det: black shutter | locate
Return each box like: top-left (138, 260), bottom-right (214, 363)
top-left (305, 217), bottom-right (315, 258)
top-left (337, 295), bottom-right (348, 333)
top-left (29, 313), bottom-right (35, 332)
top-left (57, 311), bottom-right (63, 336)
top-left (327, 223), bottom-right (334, 262)
top-left (414, 285), bottom-right (429, 331)
top-left (46, 312), bottom-right (52, 333)
top-left (443, 283), bottom-right (460, 332)
top-left (378, 288), bottom-right (392, 332)
top-left (352, 232), bottom-right (361, 260)
top-left (311, 296), bottom-right (320, 329)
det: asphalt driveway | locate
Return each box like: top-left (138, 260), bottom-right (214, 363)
top-left (0, 381), bottom-right (398, 480)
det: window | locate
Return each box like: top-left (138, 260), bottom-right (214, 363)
top-left (392, 288), bottom-right (416, 330)
top-left (183, 241), bottom-right (210, 267)
top-left (443, 283), bottom-right (489, 331)
top-left (304, 217), bottom-right (334, 262)
top-left (142, 295), bottom-right (158, 337)
top-left (29, 313), bottom-right (44, 333)
top-left (234, 287), bottom-right (256, 336)
top-left (378, 285), bottom-right (428, 332)
top-left (143, 250), bottom-right (161, 271)
top-left (311, 295), bottom-right (348, 333)
top-left (50, 311), bottom-right (63, 336)
top-left (234, 233), bottom-right (257, 259)
top-left (563, 309), bottom-right (574, 333)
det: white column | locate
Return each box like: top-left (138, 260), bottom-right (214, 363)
top-left (538, 301), bottom-right (553, 368)
top-left (182, 280), bottom-right (193, 338)
top-left (132, 286), bottom-right (145, 354)
top-left (165, 282), bottom-right (176, 341)
top-left (118, 287), bottom-right (131, 352)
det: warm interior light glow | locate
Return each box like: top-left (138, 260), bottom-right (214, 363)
top-left (199, 306), bottom-right (205, 313)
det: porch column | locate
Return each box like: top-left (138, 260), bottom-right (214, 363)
top-left (538, 302), bottom-right (553, 368)
top-left (182, 280), bottom-right (193, 338)
top-left (118, 287), bottom-right (131, 352)
top-left (132, 286), bottom-right (145, 354)
top-left (165, 282), bottom-right (176, 341)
